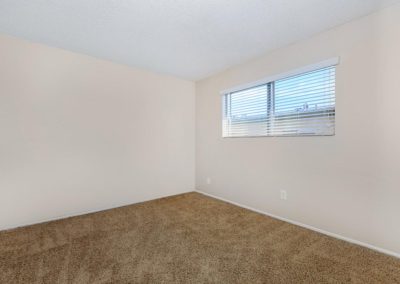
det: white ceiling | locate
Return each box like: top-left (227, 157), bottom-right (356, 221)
top-left (0, 0), bottom-right (399, 80)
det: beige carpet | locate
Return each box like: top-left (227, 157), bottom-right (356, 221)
top-left (0, 192), bottom-right (399, 283)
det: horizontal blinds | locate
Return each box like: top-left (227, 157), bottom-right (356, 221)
top-left (222, 66), bottom-right (336, 137)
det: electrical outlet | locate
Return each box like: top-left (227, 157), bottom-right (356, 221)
top-left (280, 190), bottom-right (287, 200)
top-left (206, 177), bottom-right (211, 185)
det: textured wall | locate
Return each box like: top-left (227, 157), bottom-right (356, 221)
top-left (196, 5), bottom-right (400, 254)
top-left (0, 34), bottom-right (195, 229)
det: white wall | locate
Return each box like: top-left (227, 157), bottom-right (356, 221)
top-left (196, 5), bottom-right (400, 254)
top-left (0, 34), bottom-right (195, 230)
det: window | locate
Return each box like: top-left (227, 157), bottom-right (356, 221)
top-left (222, 62), bottom-right (336, 137)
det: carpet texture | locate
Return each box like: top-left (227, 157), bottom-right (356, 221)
top-left (0, 192), bottom-right (399, 283)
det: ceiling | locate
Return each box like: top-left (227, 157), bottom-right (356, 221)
top-left (0, 0), bottom-right (398, 80)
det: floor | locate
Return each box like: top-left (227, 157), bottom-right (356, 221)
top-left (1, 192), bottom-right (399, 283)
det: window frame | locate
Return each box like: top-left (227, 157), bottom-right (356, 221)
top-left (221, 58), bottom-right (339, 138)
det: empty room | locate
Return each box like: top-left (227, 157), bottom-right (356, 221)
top-left (1, 0), bottom-right (400, 283)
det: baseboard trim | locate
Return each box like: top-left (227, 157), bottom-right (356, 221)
top-left (0, 190), bottom-right (192, 232)
top-left (195, 190), bottom-right (400, 259)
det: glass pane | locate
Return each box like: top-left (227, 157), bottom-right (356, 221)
top-left (229, 84), bottom-right (268, 121)
top-left (274, 67), bottom-right (335, 115)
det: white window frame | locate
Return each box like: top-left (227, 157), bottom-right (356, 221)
top-left (221, 58), bottom-right (339, 138)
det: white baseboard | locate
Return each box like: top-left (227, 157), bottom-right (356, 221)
top-left (195, 190), bottom-right (400, 259)
top-left (1, 190), bottom-right (192, 232)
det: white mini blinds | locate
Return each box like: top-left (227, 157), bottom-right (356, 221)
top-left (222, 63), bottom-right (336, 137)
